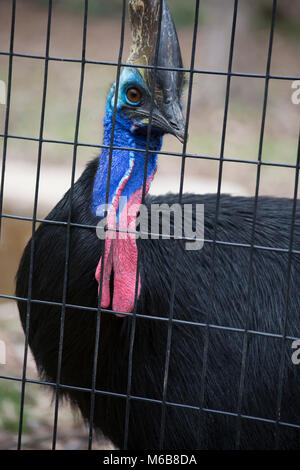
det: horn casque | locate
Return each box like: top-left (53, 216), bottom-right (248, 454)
top-left (127, 0), bottom-right (184, 108)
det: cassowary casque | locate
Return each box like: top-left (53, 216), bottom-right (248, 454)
top-left (16, 0), bottom-right (300, 450)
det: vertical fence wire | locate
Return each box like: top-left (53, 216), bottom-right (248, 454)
top-left (159, 0), bottom-right (200, 450)
top-left (196, 0), bottom-right (238, 449)
top-left (274, 130), bottom-right (300, 448)
top-left (0, 0), bottom-right (15, 240)
top-left (51, 0), bottom-right (88, 450)
top-left (235, 0), bottom-right (277, 449)
top-left (17, 0), bottom-right (53, 450)
top-left (123, 0), bottom-right (164, 450)
top-left (87, 0), bottom-right (127, 450)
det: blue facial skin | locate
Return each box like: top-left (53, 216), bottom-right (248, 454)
top-left (91, 67), bottom-right (162, 220)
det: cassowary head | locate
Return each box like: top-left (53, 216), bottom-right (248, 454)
top-left (106, 0), bottom-right (186, 142)
top-left (93, 0), bottom-right (185, 314)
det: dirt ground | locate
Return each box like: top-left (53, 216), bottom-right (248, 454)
top-left (0, 0), bottom-right (299, 450)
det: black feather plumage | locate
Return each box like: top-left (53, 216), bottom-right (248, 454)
top-left (16, 157), bottom-right (300, 449)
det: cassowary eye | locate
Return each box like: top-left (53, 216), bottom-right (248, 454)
top-left (126, 87), bottom-right (141, 105)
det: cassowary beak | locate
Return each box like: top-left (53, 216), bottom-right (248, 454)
top-left (153, 101), bottom-right (186, 143)
top-left (128, 0), bottom-right (186, 142)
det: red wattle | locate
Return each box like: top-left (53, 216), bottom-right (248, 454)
top-left (95, 170), bottom-right (156, 315)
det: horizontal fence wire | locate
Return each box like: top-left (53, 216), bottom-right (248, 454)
top-left (0, 50), bottom-right (299, 81)
top-left (0, 0), bottom-right (300, 451)
top-left (0, 371), bottom-right (300, 432)
top-left (1, 291), bottom-right (300, 343)
top-left (1, 133), bottom-right (299, 169)
top-left (2, 213), bottom-right (300, 257)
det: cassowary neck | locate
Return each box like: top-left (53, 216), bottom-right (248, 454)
top-left (92, 114), bottom-right (162, 217)
top-left (91, 112), bottom-right (162, 314)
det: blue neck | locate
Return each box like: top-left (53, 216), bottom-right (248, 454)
top-left (91, 111), bottom-right (162, 218)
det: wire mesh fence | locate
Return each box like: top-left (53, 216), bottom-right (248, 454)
top-left (0, 0), bottom-right (300, 451)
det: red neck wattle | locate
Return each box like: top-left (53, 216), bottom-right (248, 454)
top-left (95, 167), bottom-right (156, 315)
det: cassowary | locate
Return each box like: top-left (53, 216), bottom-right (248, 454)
top-left (16, 0), bottom-right (300, 450)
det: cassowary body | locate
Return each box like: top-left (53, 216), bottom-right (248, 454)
top-left (16, 0), bottom-right (300, 450)
top-left (17, 161), bottom-right (300, 449)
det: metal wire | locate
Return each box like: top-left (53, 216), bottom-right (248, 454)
top-left (159, 0), bottom-right (200, 450)
top-left (51, 0), bottom-right (88, 450)
top-left (16, 0), bottom-right (52, 450)
top-left (1, 370), bottom-right (300, 434)
top-left (2, 211), bottom-right (300, 256)
top-left (1, 132), bottom-right (299, 169)
top-left (0, 0), bottom-right (299, 451)
top-left (0, 50), bottom-right (299, 81)
top-left (235, 0), bottom-right (277, 449)
top-left (2, 291), bottom-right (300, 345)
top-left (274, 130), bottom-right (300, 448)
top-left (0, 0), bottom-right (15, 240)
top-left (87, 0), bottom-right (127, 450)
top-left (197, 0), bottom-right (239, 450)
top-left (123, 0), bottom-right (164, 450)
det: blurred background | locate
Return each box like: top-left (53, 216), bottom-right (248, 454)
top-left (0, 0), bottom-right (299, 449)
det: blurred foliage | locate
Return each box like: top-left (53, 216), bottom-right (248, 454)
top-left (34, 0), bottom-right (198, 26)
top-left (31, 0), bottom-right (300, 36)
top-left (0, 382), bottom-right (31, 432)
top-left (254, 0), bottom-right (300, 41)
